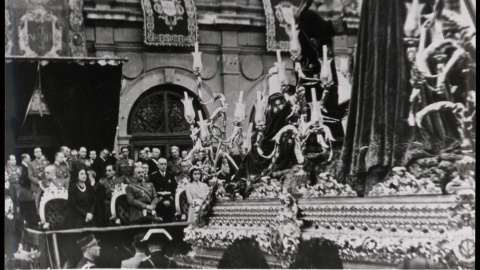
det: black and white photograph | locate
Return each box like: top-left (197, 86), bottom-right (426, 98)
top-left (4, 0), bottom-right (475, 269)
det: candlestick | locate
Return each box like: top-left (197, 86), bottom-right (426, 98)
top-left (238, 91), bottom-right (244, 104)
top-left (234, 91), bottom-right (246, 123)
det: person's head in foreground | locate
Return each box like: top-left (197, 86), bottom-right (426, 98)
top-left (290, 238), bottom-right (343, 269)
top-left (132, 232), bottom-right (147, 254)
top-left (400, 256), bottom-right (447, 269)
top-left (77, 233), bottom-right (101, 260)
top-left (217, 238), bottom-right (270, 269)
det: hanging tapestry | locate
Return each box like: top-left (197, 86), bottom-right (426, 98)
top-left (5, 0), bottom-right (87, 57)
top-left (141, 0), bottom-right (198, 47)
top-left (262, 0), bottom-right (302, 52)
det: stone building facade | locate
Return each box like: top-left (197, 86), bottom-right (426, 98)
top-left (83, 0), bottom-right (357, 158)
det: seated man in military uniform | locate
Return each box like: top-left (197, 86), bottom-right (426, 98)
top-left (97, 165), bottom-right (129, 226)
top-left (40, 165), bottom-right (69, 190)
top-left (125, 167), bottom-right (160, 224)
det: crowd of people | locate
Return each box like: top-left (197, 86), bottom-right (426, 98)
top-left (4, 145), bottom-right (232, 230)
top-left (73, 231), bottom-right (346, 269)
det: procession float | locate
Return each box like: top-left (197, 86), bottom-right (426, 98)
top-left (25, 0), bottom-right (475, 269)
top-left (174, 0), bottom-right (476, 268)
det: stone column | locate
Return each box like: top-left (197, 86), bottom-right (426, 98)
top-left (219, 27), bottom-right (241, 134)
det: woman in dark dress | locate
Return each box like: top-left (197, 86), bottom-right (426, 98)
top-left (67, 168), bottom-right (96, 228)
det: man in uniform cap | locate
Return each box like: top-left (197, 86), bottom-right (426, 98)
top-left (121, 233), bottom-right (148, 268)
top-left (139, 229), bottom-right (178, 268)
top-left (76, 233), bottom-right (101, 269)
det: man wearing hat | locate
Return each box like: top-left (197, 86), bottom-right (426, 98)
top-left (76, 234), bottom-right (101, 269)
top-left (139, 229), bottom-right (178, 268)
top-left (121, 233), bottom-right (148, 268)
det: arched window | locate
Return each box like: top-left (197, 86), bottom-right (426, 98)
top-left (127, 84), bottom-right (206, 158)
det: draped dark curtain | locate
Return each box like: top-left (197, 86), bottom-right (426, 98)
top-left (338, 0), bottom-right (415, 191)
top-left (5, 62), bottom-right (122, 160)
top-left (5, 62), bottom-right (38, 160)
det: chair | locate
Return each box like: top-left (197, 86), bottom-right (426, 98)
top-left (39, 187), bottom-right (69, 230)
top-left (175, 188), bottom-right (190, 221)
top-left (110, 184), bottom-right (130, 225)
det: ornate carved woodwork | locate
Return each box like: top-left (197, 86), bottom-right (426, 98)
top-left (129, 88), bottom-right (204, 135)
top-left (179, 191), bottom-right (475, 269)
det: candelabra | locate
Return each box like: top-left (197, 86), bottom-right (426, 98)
top-left (183, 43), bottom-right (245, 176)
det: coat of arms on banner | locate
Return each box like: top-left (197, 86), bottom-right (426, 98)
top-left (153, 0), bottom-right (185, 30)
top-left (18, 5), bottom-right (63, 57)
top-left (262, 0), bottom-right (302, 52)
top-left (141, 0), bottom-right (197, 46)
top-left (5, 0), bottom-right (87, 57)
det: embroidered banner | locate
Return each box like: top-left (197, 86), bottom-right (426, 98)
top-left (262, 0), bottom-right (302, 52)
top-left (141, 0), bottom-right (198, 47)
top-left (5, 0), bottom-right (87, 57)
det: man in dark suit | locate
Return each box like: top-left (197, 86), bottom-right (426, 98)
top-left (136, 149), bottom-right (148, 164)
top-left (93, 148), bottom-right (109, 179)
top-left (121, 233), bottom-right (148, 268)
top-left (72, 147), bottom-right (91, 172)
top-left (88, 150), bottom-right (97, 167)
top-left (139, 229), bottom-right (178, 268)
top-left (150, 158), bottom-right (177, 223)
top-left (146, 148), bottom-right (161, 176)
top-left (18, 154), bottom-right (40, 228)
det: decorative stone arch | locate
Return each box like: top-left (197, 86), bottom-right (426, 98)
top-left (117, 67), bottom-right (217, 158)
top-left (118, 67), bottom-right (213, 136)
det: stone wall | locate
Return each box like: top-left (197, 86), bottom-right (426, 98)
top-left (83, 0), bottom-right (357, 153)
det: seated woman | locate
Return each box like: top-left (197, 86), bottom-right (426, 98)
top-left (66, 168), bottom-right (96, 228)
top-left (185, 166), bottom-right (209, 224)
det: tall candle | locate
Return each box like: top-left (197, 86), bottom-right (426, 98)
top-left (198, 110), bottom-right (204, 122)
top-left (238, 91), bottom-right (244, 104)
top-left (184, 91), bottom-right (189, 101)
top-left (194, 42), bottom-right (199, 53)
top-left (276, 50), bottom-right (282, 64)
